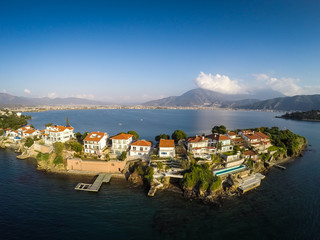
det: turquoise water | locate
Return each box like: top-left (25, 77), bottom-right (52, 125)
top-left (214, 165), bottom-right (246, 176)
top-left (1, 109), bottom-right (320, 239)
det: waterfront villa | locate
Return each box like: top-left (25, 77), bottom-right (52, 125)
top-left (42, 125), bottom-right (74, 145)
top-left (110, 133), bottom-right (133, 155)
top-left (158, 139), bottom-right (175, 158)
top-left (207, 134), bottom-right (233, 152)
top-left (83, 132), bottom-right (108, 155)
top-left (239, 130), bottom-right (271, 149)
top-left (5, 125), bottom-right (40, 140)
top-left (187, 135), bottom-right (216, 158)
top-left (227, 131), bottom-right (237, 139)
top-left (129, 140), bottom-right (152, 157)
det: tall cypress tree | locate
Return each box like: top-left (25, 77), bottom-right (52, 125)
top-left (66, 116), bottom-right (70, 127)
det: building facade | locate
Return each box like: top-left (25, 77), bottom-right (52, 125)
top-left (83, 132), bottom-right (108, 155)
top-left (110, 133), bottom-right (133, 155)
top-left (129, 140), bottom-right (152, 157)
top-left (42, 125), bottom-right (74, 145)
top-left (158, 139), bottom-right (175, 158)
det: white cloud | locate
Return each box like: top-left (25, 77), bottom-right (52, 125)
top-left (253, 73), bottom-right (320, 96)
top-left (74, 94), bottom-right (95, 100)
top-left (48, 92), bottom-right (57, 98)
top-left (2, 89), bottom-right (6, 93)
top-left (24, 89), bottom-right (31, 94)
top-left (194, 72), bottom-right (247, 94)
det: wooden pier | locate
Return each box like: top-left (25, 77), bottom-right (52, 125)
top-left (75, 173), bottom-right (113, 192)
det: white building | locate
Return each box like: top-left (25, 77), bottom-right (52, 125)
top-left (42, 125), bottom-right (74, 145)
top-left (207, 134), bottom-right (233, 152)
top-left (187, 136), bottom-right (216, 158)
top-left (83, 132), bottom-right (108, 155)
top-left (5, 125), bottom-right (40, 140)
top-left (159, 139), bottom-right (175, 158)
top-left (110, 133), bottom-right (133, 155)
top-left (129, 140), bottom-right (152, 157)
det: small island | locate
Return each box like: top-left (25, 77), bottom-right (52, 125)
top-left (0, 109), bottom-right (307, 205)
top-left (277, 110), bottom-right (320, 121)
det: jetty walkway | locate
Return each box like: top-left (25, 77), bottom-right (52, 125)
top-left (75, 173), bottom-right (112, 192)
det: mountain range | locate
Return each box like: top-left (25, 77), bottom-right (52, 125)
top-left (0, 93), bottom-right (107, 107)
top-left (143, 88), bottom-right (320, 111)
top-left (1, 90), bottom-right (320, 111)
top-left (143, 88), bottom-right (284, 108)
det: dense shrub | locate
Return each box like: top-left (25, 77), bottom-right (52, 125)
top-left (24, 137), bottom-right (34, 148)
top-left (53, 155), bottom-right (63, 165)
top-left (182, 164), bottom-right (222, 193)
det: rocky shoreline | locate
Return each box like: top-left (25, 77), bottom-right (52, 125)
top-left (0, 133), bottom-right (308, 206)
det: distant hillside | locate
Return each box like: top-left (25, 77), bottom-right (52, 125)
top-left (0, 93), bottom-right (107, 107)
top-left (143, 88), bottom-right (284, 107)
top-left (240, 94), bottom-right (320, 111)
top-left (277, 110), bottom-right (320, 121)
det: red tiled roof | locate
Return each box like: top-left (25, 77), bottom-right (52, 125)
top-left (255, 132), bottom-right (270, 139)
top-left (131, 140), bottom-right (152, 147)
top-left (159, 139), bottom-right (174, 148)
top-left (187, 136), bottom-right (208, 143)
top-left (47, 125), bottom-right (73, 132)
top-left (244, 134), bottom-right (260, 140)
top-left (84, 132), bottom-right (106, 142)
top-left (243, 150), bottom-right (256, 156)
top-left (24, 129), bottom-right (36, 134)
top-left (227, 132), bottom-right (237, 136)
top-left (207, 134), bottom-right (231, 141)
top-left (111, 133), bottom-right (133, 140)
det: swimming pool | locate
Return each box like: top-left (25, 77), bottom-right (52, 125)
top-left (214, 165), bottom-right (246, 177)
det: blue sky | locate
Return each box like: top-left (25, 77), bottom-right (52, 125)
top-left (1, 0), bottom-right (320, 103)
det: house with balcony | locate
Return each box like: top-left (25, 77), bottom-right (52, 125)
top-left (239, 130), bottom-right (271, 149)
top-left (83, 132), bottom-right (108, 155)
top-left (42, 125), bottom-right (74, 145)
top-left (129, 140), bottom-right (152, 157)
top-left (158, 139), bottom-right (175, 158)
top-left (207, 134), bottom-right (233, 152)
top-left (110, 133), bottom-right (133, 155)
top-left (187, 135), bottom-right (216, 158)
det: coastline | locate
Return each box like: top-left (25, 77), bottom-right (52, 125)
top-left (7, 105), bottom-right (284, 113)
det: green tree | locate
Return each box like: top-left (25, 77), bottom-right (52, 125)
top-left (171, 130), bottom-right (187, 142)
top-left (127, 130), bottom-right (139, 140)
top-left (45, 123), bottom-right (53, 127)
top-left (71, 141), bottom-right (83, 153)
top-left (156, 162), bottom-right (164, 172)
top-left (30, 124), bottom-right (35, 129)
top-left (53, 155), bottom-right (64, 165)
top-left (211, 125), bottom-right (227, 134)
top-left (144, 166), bottom-right (154, 183)
top-left (119, 151), bottom-right (127, 161)
top-left (53, 142), bottom-right (65, 155)
top-left (234, 145), bottom-right (240, 153)
top-left (105, 153), bottom-right (110, 161)
top-left (75, 132), bottom-right (88, 144)
top-left (24, 137), bottom-right (34, 148)
top-left (155, 134), bottom-right (170, 142)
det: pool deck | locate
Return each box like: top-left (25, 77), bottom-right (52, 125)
top-left (213, 165), bottom-right (247, 177)
top-left (238, 173), bottom-right (265, 193)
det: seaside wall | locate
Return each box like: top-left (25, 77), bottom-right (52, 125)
top-left (67, 158), bottom-right (125, 173)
